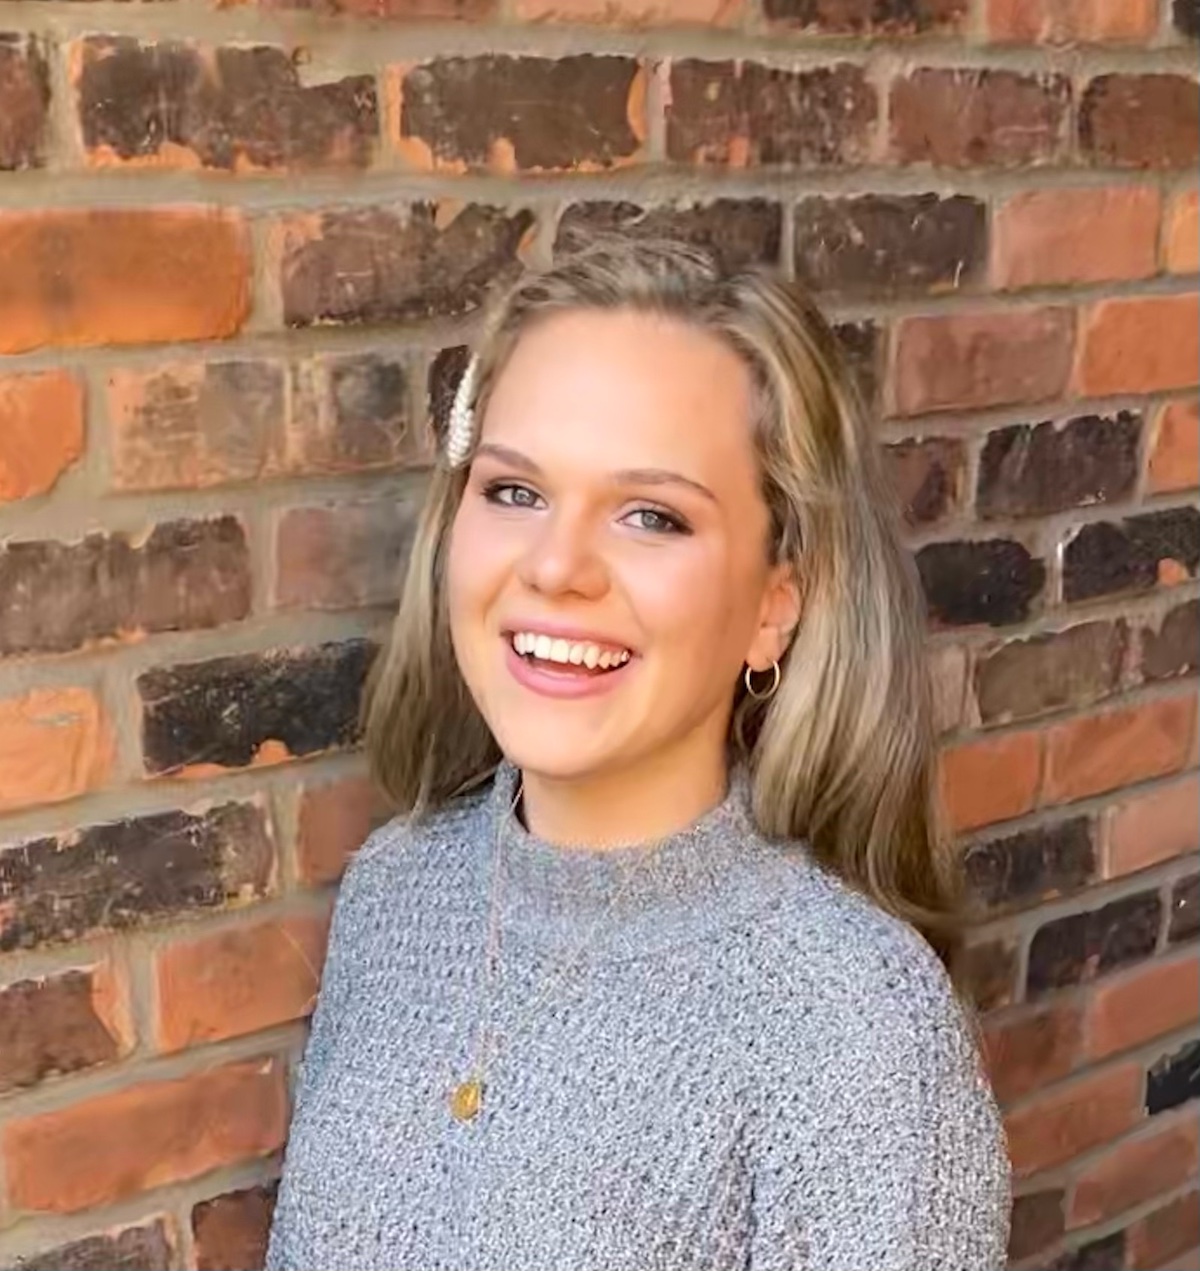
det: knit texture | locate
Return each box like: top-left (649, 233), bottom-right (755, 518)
top-left (266, 763), bottom-right (1011, 1271)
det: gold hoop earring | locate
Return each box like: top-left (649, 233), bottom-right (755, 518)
top-left (743, 660), bottom-right (781, 701)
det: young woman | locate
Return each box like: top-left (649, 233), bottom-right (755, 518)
top-left (265, 237), bottom-right (1011, 1270)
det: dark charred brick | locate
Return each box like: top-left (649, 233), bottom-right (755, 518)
top-left (1008, 1189), bottom-right (1066, 1262)
top-left (1027, 890), bottom-right (1162, 998)
top-left (5, 1220), bottom-right (173, 1271)
top-left (428, 344), bottom-right (470, 442)
top-left (291, 351), bottom-right (418, 468)
top-left (1141, 599), bottom-right (1200, 681)
top-left (882, 438), bottom-right (964, 526)
top-left (762, 0), bottom-right (964, 30)
top-left (794, 194), bottom-right (985, 298)
top-left (280, 203), bottom-right (535, 328)
top-left (1176, 0), bottom-right (1200, 37)
top-left (890, 68), bottom-right (1070, 168)
top-left (1080, 75), bottom-right (1200, 169)
top-left (0, 803), bottom-right (272, 953)
top-left (832, 320), bottom-right (881, 406)
top-left (0, 517), bottom-right (250, 657)
top-left (398, 56), bottom-right (641, 172)
top-left (1046, 1231), bottom-right (1126, 1271)
top-left (1147, 1038), bottom-right (1200, 1114)
top-left (556, 200), bottom-right (782, 273)
top-left (916, 539), bottom-right (1045, 628)
top-left (192, 1183), bottom-right (278, 1271)
top-left (138, 639), bottom-right (376, 775)
top-left (0, 969), bottom-right (125, 1094)
top-left (0, 35), bottom-right (50, 171)
top-left (1063, 507), bottom-right (1200, 603)
top-left (1170, 874), bottom-right (1199, 944)
top-left (977, 412), bottom-right (1141, 520)
top-left (965, 818), bottom-right (1095, 913)
top-left (974, 621), bottom-right (1127, 724)
top-left (76, 37), bottom-right (377, 171)
top-left (957, 938), bottom-right (1018, 1011)
top-left (667, 61), bottom-right (876, 167)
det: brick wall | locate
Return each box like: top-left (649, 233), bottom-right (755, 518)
top-left (0, 0), bottom-right (1197, 1265)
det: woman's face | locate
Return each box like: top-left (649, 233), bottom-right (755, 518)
top-left (446, 307), bottom-right (796, 786)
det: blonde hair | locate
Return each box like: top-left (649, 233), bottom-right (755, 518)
top-left (365, 236), bottom-right (961, 960)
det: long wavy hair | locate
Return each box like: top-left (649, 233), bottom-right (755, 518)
top-left (364, 235), bottom-right (961, 960)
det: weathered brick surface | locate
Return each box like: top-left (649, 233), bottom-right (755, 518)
top-left (1171, 875), bottom-right (1200, 945)
top-left (917, 538), bottom-right (1045, 628)
top-left (0, 801), bottom-right (273, 952)
top-left (296, 772), bottom-right (389, 884)
top-left (277, 203), bottom-right (535, 328)
top-left (1071, 1115), bottom-right (1200, 1228)
top-left (0, 518), bottom-right (251, 657)
top-left (891, 307), bottom-right (1074, 415)
top-left (516, 0), bottom-right (741, 22)
top-left (889, 69), bottom-right (1070, 168)
top-left (556, 199), bottom-right (782, 272)
top-left (138, 640), bottom-right (376, 775)
top-left (0, 370), bottom-right (84, 503)
top-left (939, 729), bottom-right (1041, 832)
top-left (0, 962), bottom-right (132, 1094)
top-left (1107, 773), bottom-right (1200, 878)
top-left (1141, 599), bottom-right (1199, 682)
top-left (0, 209), bottom-right (249, 354)
top-left (984, 1001), bottom-right (1082, 1103)
top-left (793, 194), bottom-right (985, 298)
top-left (964, 817), bottom-right (1095, 912)
top-left (1178, 0), bottom-right (1200, 36)
top-left (192, 1184), bottom-right (278, 1271)
top-left (1147, 399), bottom-right (1200, 494)
top-left (666, 61), bottom-right (876, 167)
top-left (763, 0), bottom-right (964, 28)
top-left (75, 37), bottom-right (377, 171)
top-left (1165, 191), bottom-right (1200, 273)
top-left (3, 1057), bottom-right (287, 1213)
top-left (393, 57), bottom-right (644, 171)
top-left (2, 1220), bottom-right (175, 1271)
top-left (1008, 1190), bottom-right (1066, 1262)
top-left (1028, 889), bottom-right (1162, 996)
top-left (0, 686), bottom-right (113, 813)
top-left (985, 0), bottom-right (1157, 42)
top-left (1087, 955), bottom-right (1200, 1060)
top-left (1147, 1039), bottom-right (1200, 1115)
top-left (1080, 75), bottom-right (1200, 169)
top-left (1077, 295), bottom-right (1200, 397)
top-left (881, 438), bottom-right (964, 526)
top-left (0, 34), bottom-right (49, 170)
top-left (1063, 508), bottom-right (1200, 602)
top-left (1129, 1189), bottom-right (1200, 1270)
top-left (957, 937), bottom-right (1019, 1011)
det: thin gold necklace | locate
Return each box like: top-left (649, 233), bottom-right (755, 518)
top-left (447, 776), bottom-right (663, 1123)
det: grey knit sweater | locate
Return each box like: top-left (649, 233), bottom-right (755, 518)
top-left (266, 763), bottom-right (1011, 1271)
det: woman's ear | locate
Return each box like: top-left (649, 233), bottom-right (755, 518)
top-left (746, 563), bottom-right (802, 671)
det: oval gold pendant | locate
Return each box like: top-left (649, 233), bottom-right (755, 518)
top-left (449, 1078), bottom-right (482, 1122)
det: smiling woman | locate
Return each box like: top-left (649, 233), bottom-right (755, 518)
top-left (264, 236), bottom-right (1011, 1271)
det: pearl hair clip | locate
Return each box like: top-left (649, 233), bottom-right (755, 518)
top-left (445, 353), bottom-right (480, 468)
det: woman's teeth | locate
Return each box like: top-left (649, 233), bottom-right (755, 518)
top-left (511, 632), bottom-right (632, 670)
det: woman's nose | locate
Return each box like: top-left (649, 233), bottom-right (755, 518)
top-left (515, 511), bottom-right (609, 600)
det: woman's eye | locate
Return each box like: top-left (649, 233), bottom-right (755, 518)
top-left (621, 507), bottom-right (689, 535)
top-left (484, 482), bottom-right (544, 510)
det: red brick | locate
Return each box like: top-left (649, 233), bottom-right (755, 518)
top-left (0, 962), bottom-right (133, 1094)
top-left (929, 644), bottom-right (967, 734)
top-left (986, 0), bottom-right (1157, 41)
top-left (1130, 1191), bottom-right (1200, 1271)
top-left (1147, 400), bottom-right (1200, 495)
top-left (1078, 295), bottom-right (1200, 398)
top-left (1107, 774), bottom-right (1200, 878)
top-left (389, 56), bottom-right (645, 172)
top-left (1044, 696), bottom-right (1196, 805)
top-left (296, 772), bottom-right (388, 884)
top-left (1166, 191), bottom-right (1200, 273)
top-left (7, 1219), bottom-right (174, 1271)
top-left (274, 500), bottom-right (416, 611)
top-left (245, 0), bottom-right (493, 15)
top-left (1004, 1062), bottom-right (1142, 1176)
top-left (0, 687), bottom-right (113, 813)
top-left (983, 1001), bottom-right (1083, 1103)
top-left (992, 187), bottom-right (1159, 289)
top-left (891, 307), bottom-right (1074, 416)
top-left (883, 438), bottom-right (966, 525)
top-left (193, 1184), bottom-right (278, 1271)
top-left (155, 913), bottom-right (329, 1051)
top-left (3, 1057), bottom-right (287, 1213)
top-left (515, 0), bottom-right (742, 21)
top-left (0, 208), bottom-right (249, 355)
top-left (666, 61), bottom-right (876, 167)
top-left (0, 34), bottom-right (49, 170)
top-left (1087, 954), bottom-right (1200, 1060)
top-left (939, 729), bottom-right (1042, 832)
top-left (0, 371), bottom-right (84, 503)
top-left (1071, 1115), bottom-right (1200, 1228)
top-left (74, 37), bottom-right (377, 172)
top-left (763, 0), bottom-right (964, 28)
top-left (1081, 75), bottom-right (1200, 169)
top-left (889, 68), bottom-right (1070, 168)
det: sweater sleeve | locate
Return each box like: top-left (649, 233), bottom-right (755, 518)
top-left (747, 937), bottom-right (1011, 1271)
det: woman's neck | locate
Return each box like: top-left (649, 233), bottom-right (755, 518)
top-left (516, 745), bottom-right (729, 850)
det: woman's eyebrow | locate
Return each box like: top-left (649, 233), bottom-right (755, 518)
top-left (474, 444), bottom-right (717, 504)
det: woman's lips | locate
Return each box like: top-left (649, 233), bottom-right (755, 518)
top-left (503, 640), bottom-right (633, 699)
